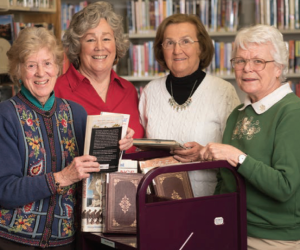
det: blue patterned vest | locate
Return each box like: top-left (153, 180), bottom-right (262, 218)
top-left (0, 93), bottom-right (80, 247)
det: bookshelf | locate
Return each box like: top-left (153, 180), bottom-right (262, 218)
top-left (0, 0), bottom-right (62, 45)
top-left (1, 0), bottom-right (300, 100)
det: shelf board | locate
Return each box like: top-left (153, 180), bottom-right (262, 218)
top-left (127, 29), bottom-right (300, 39)
top-left (128, 31), bottom-right (238, 39)
top-left (122, 73), bottom-right (300, 82)
top-left (122, 74), bottom-right (236, 82)
top-left (4, 6), bottom-right (56, 12)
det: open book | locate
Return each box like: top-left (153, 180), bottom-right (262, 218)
top-left (133, 138), bottom-right (187, 151)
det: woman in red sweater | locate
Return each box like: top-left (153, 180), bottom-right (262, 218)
top-left (54, 2), bottom-right (144, 153)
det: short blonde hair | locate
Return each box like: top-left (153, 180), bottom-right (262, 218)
top-left (6, 27), bottom-right (63, 84)
top-left (63, 1), bottom-right (129, 69)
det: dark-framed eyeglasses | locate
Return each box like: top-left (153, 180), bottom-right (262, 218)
top-left (230, 57), bottom-right (275, 71)
top-left (161, 37), bottom-right (199, 50)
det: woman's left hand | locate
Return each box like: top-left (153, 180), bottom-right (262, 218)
top-left (199, 143), bottom-right (244, 167)
top-left (119, 127), bottom-right (135, 151)
top-left (172, 141), bottom-right (203, 163)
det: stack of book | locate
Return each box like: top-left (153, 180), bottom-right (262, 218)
top-left (81, 153), bottom-right (194, 234)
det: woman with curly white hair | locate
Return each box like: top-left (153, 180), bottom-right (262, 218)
top-left (55, 1), bottom-right (143, 153)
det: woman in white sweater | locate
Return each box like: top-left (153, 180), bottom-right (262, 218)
top-left (139, 14), bottom-right (240, 197)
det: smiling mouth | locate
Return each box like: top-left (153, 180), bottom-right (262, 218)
top-left (34, 80), bottom-right (49, 85)
top-left (92, 55), bottom-right (107, 59)
top-left (174, 58), bottom-right (185, 61)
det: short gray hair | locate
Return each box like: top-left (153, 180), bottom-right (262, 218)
top-left (63, 1), bottom-right (129, 69)
top-left (232, 24), bottom-right (288, 82)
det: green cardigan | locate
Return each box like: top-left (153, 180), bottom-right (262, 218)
top-left (216, 86), bottom-right (300, 241)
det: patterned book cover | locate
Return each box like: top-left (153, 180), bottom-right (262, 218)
top-left (104, 172), bottom-right (144, 234)
top-left (153, 171), bottom-right (194, 200)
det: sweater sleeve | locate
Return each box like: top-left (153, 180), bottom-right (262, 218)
top-left (238, 108), bottom-right (300, 202)
top-left (0, 113), bottom-right (53, 209)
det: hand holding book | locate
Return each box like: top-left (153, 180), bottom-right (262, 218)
top-left (119, 127), bottom-right (134, 151)
top-left (133, 138), bottom-right (187, 151)
top-left (172, 141), bottom-right (204, 163)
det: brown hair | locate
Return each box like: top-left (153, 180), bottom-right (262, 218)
top-left (154, 14), bottom-right (214, 70)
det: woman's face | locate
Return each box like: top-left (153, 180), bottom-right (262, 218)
top-left (79, 18), bottom-right (116, 77)
top-left (234, 43), bottom-right (282, 102)
top-left (162, 22), bottom-right (201, 77)
top-left (21, 47), bottom-right (58, 105)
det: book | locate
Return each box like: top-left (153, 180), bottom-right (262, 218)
top-left (289, 40), bottom-right (295, 73)
top-left (101, 112), bottom-right (130, 166)
top-left (139, 156), bottom-right (180, 172)
top-left (118, 159), bottom-right (138, 173)
top-left (84, 115), bottom-right (123, 173)
top-left (104, 172), bottom-right (144, 234)
top-left (153, 171), bottom-right (194, 200)
top-left (81, 172), bottom-right (106, 232)
top-left (133, 138), bottom-right (187, 151)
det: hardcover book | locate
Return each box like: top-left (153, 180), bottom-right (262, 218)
top-left (153, 171), bottom-right (194, 200)
top-left (133, 138), bottom-right (187, 151)
top-left (104, 172), bottom-right (144, 234)
top-left (81, 172), bottom-right (106, 232)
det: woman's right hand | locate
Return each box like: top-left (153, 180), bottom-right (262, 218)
top-left (53, 155), bottom-right (100, 187)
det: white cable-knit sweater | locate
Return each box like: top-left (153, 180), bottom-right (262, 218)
top-left (139, 74), bottom-right (241, 197)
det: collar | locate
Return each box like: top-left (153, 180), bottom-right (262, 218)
top-left (21, 84), bottom-right (55, 111)
top-left (238, 83), bottom-right (293, 114)
top-left (67, 64), bottom-right (127, 91)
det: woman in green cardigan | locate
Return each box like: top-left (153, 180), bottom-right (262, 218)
top-left (200, 24), bottom-right (300, 250)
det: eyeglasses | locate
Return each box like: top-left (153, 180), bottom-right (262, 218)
top-left (161, 37), bottom-right (199, 50)
top-left (24, 61), bottom-right (55, 72)
top-left (230, 57), bottom-right (275, 71)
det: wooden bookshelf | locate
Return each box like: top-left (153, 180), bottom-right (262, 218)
top-left (0, 0), bottom-right (61, 42)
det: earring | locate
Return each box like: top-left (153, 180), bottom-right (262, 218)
top-left (113, 57), bottom-right (119, 65)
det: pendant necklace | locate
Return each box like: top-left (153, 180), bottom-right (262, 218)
top-left (168, 79), bottom-right (198, 111)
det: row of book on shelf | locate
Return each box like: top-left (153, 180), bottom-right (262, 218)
top-left (127, 0), bottom-right (240, 34)
top-left (127, 40), bottom-right (234, 78)
top-left (60, 0), bottom-right (240, 36)
top-left (126, 39), bottom-right (300, 78)
top-left (255, 0), bottom-right (300, 30)
top-left (61, 1), bottom-right (88, 38)
top-left (0, 14), bottom-right (54, 45)
top-left (8, 0), bottom-right (54, 9)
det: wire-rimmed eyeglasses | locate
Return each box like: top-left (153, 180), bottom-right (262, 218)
top-left (230, 57), bottom-right (275, 71)
top-left (161, 37), bottom-right (199, 50)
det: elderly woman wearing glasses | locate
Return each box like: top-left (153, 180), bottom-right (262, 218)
top-left (139, 13), bottom-right (240, 197)
top-left (200, 24), bottom-right (300, 249)
top-left (0, 27), bottom-right (133, 249)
